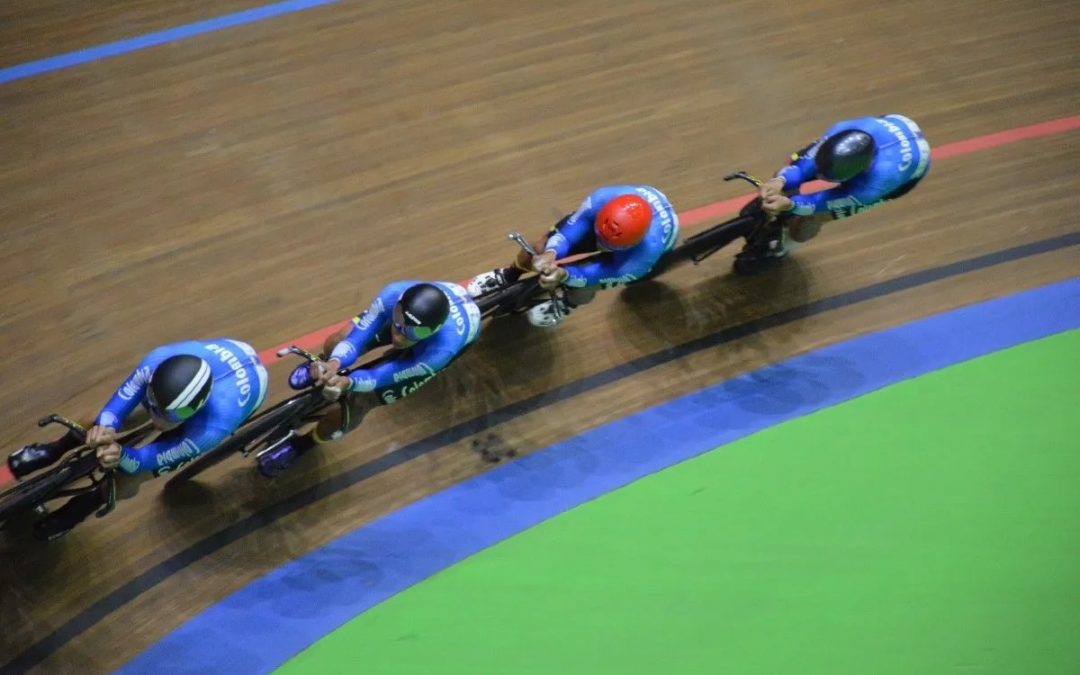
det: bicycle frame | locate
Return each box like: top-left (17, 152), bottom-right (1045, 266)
top-left (0, 416), bottom-right (152, 524)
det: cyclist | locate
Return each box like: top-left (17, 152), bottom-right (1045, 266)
top-left (467, 185), bottom-right (679, 327)
top-left (735, 113), bottom-right (931, 274)
top-left (6, 338), bottom-right (267, 540)
top-left (259, 281), bottom-right (481, 477)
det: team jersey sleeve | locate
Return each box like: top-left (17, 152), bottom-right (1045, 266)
top-left (788, 185), bottom-right (846, 216)
top-left (346, 343), bottom-right (456, 394)
top-left (329, 285), bottom-right (399, 368)
top-left (776, 139), bottom-right (823, 190)
top-left (544, 195), bottom-right (596, 258)
top-left (789, 177), bottom-right (890, 217)
top-left (95, 352), bottom-right (161, 429)
top-left (116, 420), bottom-right (229, 475)
top-left (562, 248), bottom-right (654, 288)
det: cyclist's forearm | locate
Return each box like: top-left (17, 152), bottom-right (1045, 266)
top-left (96, 367), bottom-right (151, 428)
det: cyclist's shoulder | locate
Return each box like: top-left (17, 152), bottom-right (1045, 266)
top-left (589, 184), bottom-right (637, 203)
top-left (141, 340), bottom-right (204, 366)
top-left (433, 280), bottom-right (478, 306)
top-left (379, 280), bottom-right (416, 298)
top-left (825, 116), bottom-right (878, 136)
top-left (629, 184), bottom-right (674, 211)
top-left (844, 164), bottom-right (907, 201)
top-left (199, 376), bottom-right (256, 424)
top-left (197, 340), bottom-right (260, 374)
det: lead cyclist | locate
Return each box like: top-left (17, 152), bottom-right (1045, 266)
top-left (735, 113), bottom-right (932, 275)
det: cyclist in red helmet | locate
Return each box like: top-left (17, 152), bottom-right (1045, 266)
top-left (468, 185), bottom-right (679, 327)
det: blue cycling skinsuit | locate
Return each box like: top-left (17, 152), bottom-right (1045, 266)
top-left (543, 184), bottom-right (679, 289)
top-left (327, 280), bottom-right (482, 404)
top-left (777, 114), bottom-right (932, 219)
top-left (96, 339), bottom-right (268, 476)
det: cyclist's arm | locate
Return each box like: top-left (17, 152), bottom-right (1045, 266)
top-left (115, 421), bottom-right (228, 475)
top-left (789, 178), bottom-right (888, 217)
top-left (328, 286), bottom-right (399, 368)
top-left (346, 346), bottom-right (454, 394)
top-left (788, 186), bottom-right (844, 216)
top-left (562, 248), bottom-right (655, 289)
top-left (95, 361), bottom-right (155, 430)
top-left (544, 196), bottom-right (596, 258)
top-left (775, 140), bottom-right (822, 192)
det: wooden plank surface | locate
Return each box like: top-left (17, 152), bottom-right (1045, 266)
top-left (0, 0), bottom-right (1078, 671)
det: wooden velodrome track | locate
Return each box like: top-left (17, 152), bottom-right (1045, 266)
top-left (1, 0), bottom-right (1077, 671)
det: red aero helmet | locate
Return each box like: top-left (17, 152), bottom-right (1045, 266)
top-left (594, 194), bottom-right (652, 250)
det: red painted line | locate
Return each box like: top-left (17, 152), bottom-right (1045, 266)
top-left (260, 321), bottom-right (350, 366)
top-left (933, 115), bottom-right (1080, 160)
top-left (677, 194), bottom-right (757, 229)
top-left (0, 463), bottom-right (14, 489)
top-left (257, 114), bottom-right (1080, 364)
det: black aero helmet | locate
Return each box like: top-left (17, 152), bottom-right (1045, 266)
top-left (815, 129), bottom-right (876, 182)
top-left (392, 283), bottom-right (451, 341)
top-left (147, 354), bottom-right (213, 423)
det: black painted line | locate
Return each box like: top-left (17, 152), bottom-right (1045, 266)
top-left (4, 230), bottom-right (1078, 675)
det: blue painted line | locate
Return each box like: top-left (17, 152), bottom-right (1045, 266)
top-left (5, 235), bottom-right (1078, 675)
top-left (0, 0), bottom-right (340, 85)
top-left (116, 277), bottom-right (1080, 675)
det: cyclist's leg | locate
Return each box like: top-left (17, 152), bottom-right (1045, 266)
top-left (32, 489), bottom-right (109, 541)
top-left (565, 287), bottom-right (596, 305)
top-left (734, 210), bottom-right (795, 275)
top-left (311, 391), bottom-right (377, 445)
top-left (258, 389), bottom-right (378, 477)
top-left (33, 432), bottom-right (165, 541)
top-left (787, 212), bottom-right (829, 243)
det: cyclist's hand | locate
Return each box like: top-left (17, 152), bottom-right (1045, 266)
top-left (86, 425), bottom-right (117, 448)
top-left (310, 359), bottom-right (342, 386)
top-left (531, 250), bottom-right (558, 274)
top-left (539, 265), bottom-right (568, 291)
top-left (759, 177), bottom-right (786, 199)
top-left (762, 194), bottom-right (793, 216)
top-left (97, 442), bottom-right (121, 470)
top-left (321, 374), bottom-right (350, 401)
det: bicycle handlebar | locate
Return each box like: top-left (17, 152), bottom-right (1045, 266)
top-left (505, 231), bottom-right (563, 320)
top-left (36, 414), bottom-right (88, 441)
top-left (724, 171), bottom-right (764, 188)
